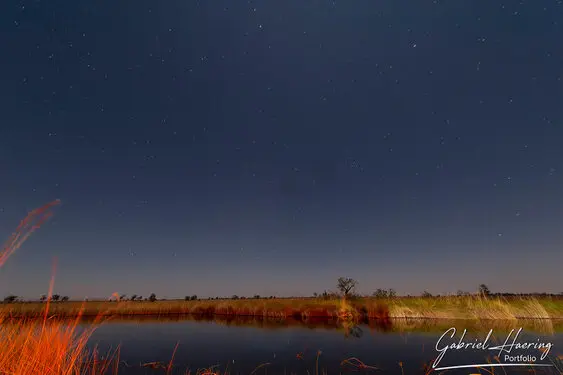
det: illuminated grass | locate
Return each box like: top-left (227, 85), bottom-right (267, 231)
top-left (3, 295), bottom-right (563, 320)
top-left (1, 201), bottom-right (562, 374)
top-left (0, 201), bottom-right (118, 375)
top-left (0, 298), bottom-right (386, 320)
top-left (385, 294), bottom-right (563, 319)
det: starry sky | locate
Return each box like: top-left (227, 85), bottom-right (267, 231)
top-left (0, 0), bottom-right (562, 300)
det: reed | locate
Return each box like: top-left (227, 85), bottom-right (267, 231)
top-left (0, 201), bottom-right (119, 375)
top-left (3, 295), bottom-right (563, 320)
top-left (385, 294), bottom-right (563, 320)
top-left (1, 202), bottom-right (562, 374)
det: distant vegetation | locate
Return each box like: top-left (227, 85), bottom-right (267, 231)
top-left (4, 281), bottom-right (563, 304)
top-left (336, 277), bottom-right (358, 298)
top-left (4, 201), bottom-right (562, 374)
top-left (2, 280), bottom-right (563, 320)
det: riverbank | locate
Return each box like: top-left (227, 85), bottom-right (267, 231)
top-left (2, 295), bottom-right (563, 320)
top-left (20, 311), bottom-right (563, 335)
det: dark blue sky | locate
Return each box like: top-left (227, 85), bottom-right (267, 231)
top-left (1, 0), bottom-right (562, 299)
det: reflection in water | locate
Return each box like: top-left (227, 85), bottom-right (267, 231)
top-left (6, 315), bottom-right (558, 373)
top-left (340, 320), bottom-right (364, 338)
top-left (78, 315), bottom-right (563, 375)
top-left (79, 313), bottom-right (379, 333)
top-left (76, 313), bottom-right (563, 335)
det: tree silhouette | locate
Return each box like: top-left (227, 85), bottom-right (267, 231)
top-left (337, 277), bottom-right (358, 297)
top-left (39, 294), bottom-right (47, 302)
top-left (148, 293), bottom-right (157, 302)
top-left (61, 296), bottom-right (69, 302)
top-left (130, 294), bottom-right (137, 301)
top-left (51, 294), bottom-right (60, 302)
top-left (3, 295), bottom-right (17, 303)
top-left (478, 284), bottom-right (491, 297)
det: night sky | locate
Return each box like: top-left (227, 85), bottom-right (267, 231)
top-left (1, 1), bottom-right (562, 300)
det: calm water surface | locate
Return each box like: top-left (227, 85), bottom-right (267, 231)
top-left (84, 317), bottom-right (563, 375)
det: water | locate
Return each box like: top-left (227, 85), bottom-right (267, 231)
top-left (85, 316), bottom-right (563, 375)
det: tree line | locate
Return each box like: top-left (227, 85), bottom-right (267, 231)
top-left (3, 280), bottom-right (562, 303)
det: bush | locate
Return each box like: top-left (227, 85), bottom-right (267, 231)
top-left (3, 295), bottom-right (17, 303)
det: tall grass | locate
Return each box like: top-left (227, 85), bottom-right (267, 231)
top-left (4, 295), bottom-right (561, 321)
top-left (0, 311), bottom-right (115, 375)
top-left (0, 200), bottom-right (119, 375)
top-left (1, 201), bottom-right (561, 374)
top-left (385, 294), bottom-right (562, 319)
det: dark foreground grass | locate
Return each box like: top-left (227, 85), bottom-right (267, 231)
top-left (2, 295), bottom-right (563, 320)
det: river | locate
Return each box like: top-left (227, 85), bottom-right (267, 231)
top-left (85, 316), bottom-right (563, 375)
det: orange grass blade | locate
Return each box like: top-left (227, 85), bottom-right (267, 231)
top-left (0, 199), bottom-right (61, 268)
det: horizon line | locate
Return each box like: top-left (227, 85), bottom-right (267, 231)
top-left (4, 291), bottom-right (563, 302)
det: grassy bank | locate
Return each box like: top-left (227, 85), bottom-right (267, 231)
top-left (21, 311), bottom-right (563, 335)
top-left (2, 203), bottom-right (563, 374)
top-left (387, 294), bottom-right (563, 319)
top-left (2, 295), bottom-right (563, 320)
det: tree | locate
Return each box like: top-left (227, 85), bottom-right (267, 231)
top-left (190, 295), bottom-right (197, 301)
top-left (337, 277), bottom-right (358, 297)
top-left (253, 294), bottom-right (260, 299)
top-left (61, 296), bottom-right (69, 302)
top-left (422, 290), bottom-right (433, 298)
top-left (130, 294), bottom-right (137, 301)
top-left (388, 288), bottom-right (397, 298)
top-left (231, 295), bottom-right (239, 300)
top-left (3, 295), bottom-right (17, 303)
top-left (148, 293), bottom-right (157, 302)
top-left (120, 294), bottom-right (127, 301)
top-left (372, 289), bottom-right (388, 298)
top-left (478, 284), bottom-right (491, 297)
top-left (39, 294), bottom-right (47, 302)
top-left (51, 294), bottom-right (60, 302)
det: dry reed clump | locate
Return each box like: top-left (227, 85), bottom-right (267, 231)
top-left (465, 294), bottom-right (517, 319)
top-left (0, 310), bottom-right (118, 375)
top-left (386, 294), bottom-right (560, 320)
top-left (0, 200), bottom-right (120, 375)
top-left (511, 297), bottom-right (552, 319)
